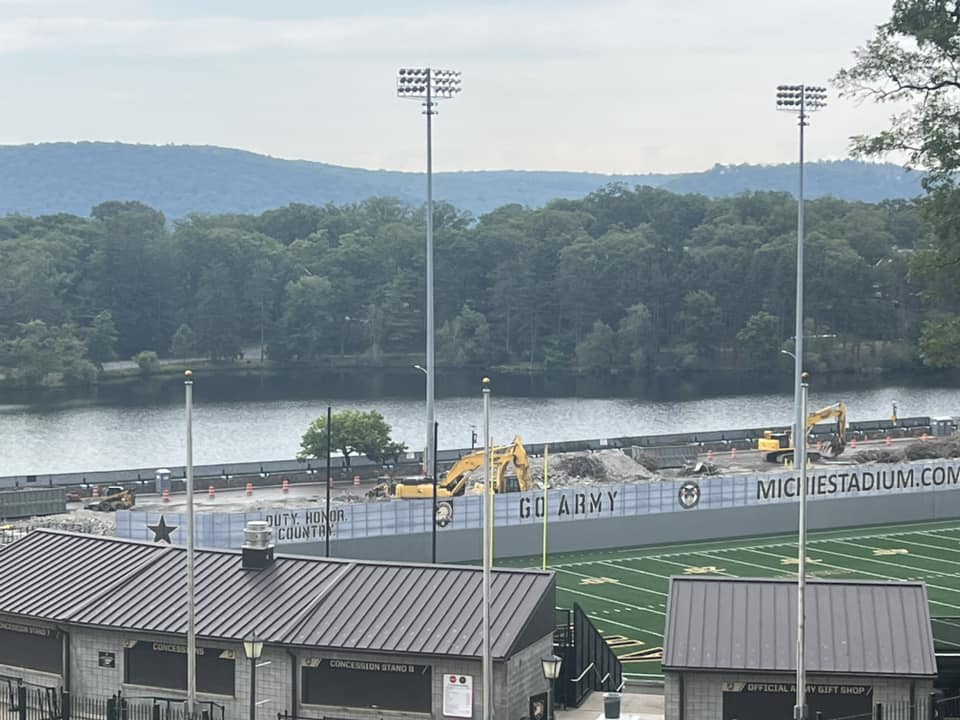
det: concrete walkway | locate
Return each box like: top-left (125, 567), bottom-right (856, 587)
top-left (555, 691), bottom-right (664, 720)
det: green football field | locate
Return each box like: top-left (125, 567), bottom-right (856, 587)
top-left (497, 518), bottom-right (960, 680)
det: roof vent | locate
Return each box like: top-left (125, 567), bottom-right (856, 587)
top-left (242, 521), bottom-right (274, 570)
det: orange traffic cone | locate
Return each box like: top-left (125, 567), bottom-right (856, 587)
top-left (282, 478), bottom-right (289, 494)
top-left (706, 449), bottom-right (714, 461)
top-left (92, 486), bottom-right (100, 498)
top-left (885, 436), bottom-right (892, 447)
top-left (246, 481), bottom-right (253, 496)
top-left (208, 485), bottom-right (216, 499)
top-left (162, 488), bottom-right (170, 503)
top-left (354, 474), bottom-right (361, 487)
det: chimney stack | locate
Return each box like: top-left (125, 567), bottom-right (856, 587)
top-left (241, 521), bottom-right (274, 570)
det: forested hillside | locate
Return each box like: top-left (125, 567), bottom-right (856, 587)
top-left (0, 188), bottom-right (933, 387)
top-left (0, 143), bottom-right (924, 218)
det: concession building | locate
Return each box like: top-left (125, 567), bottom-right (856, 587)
top-left (0, 528), bottom-right (556, 720)
top-left (662, 576), bottom-right (938, 720)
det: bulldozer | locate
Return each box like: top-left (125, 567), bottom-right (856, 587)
top-left (369, 436), bottom-right (533, 499)
top-left (758, 402), bottom-right (848, 464)
top-left (85, 485), bottom-right (136, 512)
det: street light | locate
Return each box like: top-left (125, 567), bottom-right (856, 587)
top-left (777, 82), bottom-right (827, 720)
top-left (398, 67), bottom-right (462, 487)
top-left (541, 655), bottom-right (562, 720)
top-left (243, 634), bottom-right (264, 720)
top-left (184, 371), bottom-right (197, 716)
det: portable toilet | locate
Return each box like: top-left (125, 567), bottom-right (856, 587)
top-left (931, 417), bottom-right (955, 437)
top-left (155, 468), bottom-right (172, 494)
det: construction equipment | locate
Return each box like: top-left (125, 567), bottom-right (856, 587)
top-left (85, 485), bottom-right (136, 512)
top-left (759, 402), bottom-right (848, 464)
top-left (369, 436), bottom-right (533, 499)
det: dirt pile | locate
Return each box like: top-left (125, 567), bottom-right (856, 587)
top-left (2, 507), bottom-right (115, 540)
top-left (526, 448), bottom-right (656, 487)
top-left (855, 435), bottom-right (960, 465)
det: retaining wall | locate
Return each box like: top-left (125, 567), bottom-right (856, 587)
top-left (116, 459), bottom-right (960, 563)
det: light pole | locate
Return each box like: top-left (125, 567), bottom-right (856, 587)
top-left (397, 67), bottom-right (461, 484)
top-left (541, 655), bottom-right (562, 720)
top-left (776, 82), bottom-right (827, 720)
top-left (412, 364), bottom-right (429, 475)
top-left (481, 377), bottom-right (492, 720)
top-left (243, 634), bottom-right (264, 720)
top-left (184, 371), bottom-right (197, 716)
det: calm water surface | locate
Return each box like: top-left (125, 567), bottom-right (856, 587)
top-left (1, 371), bottom-right (959, 476)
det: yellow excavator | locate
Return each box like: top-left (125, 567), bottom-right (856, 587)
top-left (372, 436), bottom-right (533, 499)
top-left (758, 402), bottom-right (848, 464)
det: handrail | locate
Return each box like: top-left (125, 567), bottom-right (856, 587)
top-left (571, 662), bottom-right (595, 683)
top-left (617, 679), bottom-right (626, 692)
top-left (571, 662), bottom-right (618, 691)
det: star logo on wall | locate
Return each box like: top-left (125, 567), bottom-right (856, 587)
top-left (148, 516), bottom-right (177, 544)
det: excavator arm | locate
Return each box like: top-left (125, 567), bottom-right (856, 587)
top-left (761, 402), bottom-right (848, 463)
top-left (391, 436), bottom-right (530, 498)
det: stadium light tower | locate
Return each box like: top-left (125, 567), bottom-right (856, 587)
top-left (397, 67), bottom-right (462, 482)
top-left (776, 83), bottom-right (827, 720)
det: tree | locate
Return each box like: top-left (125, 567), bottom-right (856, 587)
top-left (575, 320), bottom-right (616, 372)
top-left (194, 261), bottom-right (243, 361)
top-left (83, 310), bottom-right (118, 370)
top-left (736, 311), bottom-right (782, 365)
top-left (1, 320), bottom-right (96, 387)
top-left (836, 2), bottom-right (960, 364)
top-left (835, 1), bottom-right (960, 187)
top-left (436, 304), bottom-right (495, 366)
top-left (273, 275), bottom-right (335, 363)
top-left (133, 350), bottom-right (159, 377)
top-left (298, 410), bottom-right (406, 467)
top-left (676, 290), bottom-right (723, 355)
top-left (170, 323), bottom-right (198, 360)
top-left (615, 303), bottom-right (656, 370)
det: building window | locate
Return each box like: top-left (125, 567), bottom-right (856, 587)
top-left (301, 659), bottom-right (431, 713)
top-left (0, 625), bottom-right (61, 675)
top-left (124, 642), bottom-right (235, 696)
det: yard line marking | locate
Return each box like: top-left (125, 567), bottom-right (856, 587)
top-left (805, 545), bottom-right (960, 592)
top-left (643, 555), bottom-right (737, 577)
top-left (920, 530), bottom-right (960, 544)
top-left (598, 560), bottom-right (676, 585)
top-left (857, 538), bottom-right (960, 568)
top-left (743, 548), bottom-right (960, 609)
top-left (696, 551), bottom-right (787, 577)
top-left (554, 568), bottom-right (668, 603)
top-left (546, 520), bottom-right (960, 567)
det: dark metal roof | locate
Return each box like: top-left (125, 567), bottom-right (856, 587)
top-left (0, 530), bottom-right (554, 660)
top-left (663, 576), bottom-right (936, 677)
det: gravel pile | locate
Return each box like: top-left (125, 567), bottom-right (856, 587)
top-left (855, 436), bottom-right (960, 464)
top-left (2, 507), bottom-right (116, 541)
top-left (527, 448), bottom-right (655, 487)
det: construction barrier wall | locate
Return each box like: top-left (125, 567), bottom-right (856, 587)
top-left (0, 487), bottom-right (66, 521)
top-left (114, 459), bottom-right (960, 562)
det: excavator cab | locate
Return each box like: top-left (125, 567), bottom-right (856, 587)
top-left (760, 402), bottom-right (848, 464)
top-left (381, 436), bottom-right (532, 499)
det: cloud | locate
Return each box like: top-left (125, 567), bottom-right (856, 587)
top-left (0, 0), bottom-right (886, 58)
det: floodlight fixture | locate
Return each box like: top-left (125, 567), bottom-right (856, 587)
top-left (395, 67), bottom-right (462, 492)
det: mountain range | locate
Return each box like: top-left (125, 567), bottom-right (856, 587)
top-left (0, 142), bottom-right (924, 218)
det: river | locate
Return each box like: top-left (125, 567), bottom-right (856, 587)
top-left (1, 371), bottom-right (959, 476)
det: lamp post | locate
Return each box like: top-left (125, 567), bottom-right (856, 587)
top-left (541, 655), bottom-right (562, 720)
top-left (184, 371), bottom-right (197, 716)
top-left (481, 377), bottom-right (492, 720)
top-left (243, 634), bottom-right (264, 720)
top-left (776, 82), bottom-right (827, 720)
top-left (397, 67), bottom-right (461, 484)
top-left (412, 364), bottom-right (430, 475)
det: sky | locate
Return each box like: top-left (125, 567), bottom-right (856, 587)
top-left (0, 0), bottom-right (903, 174)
